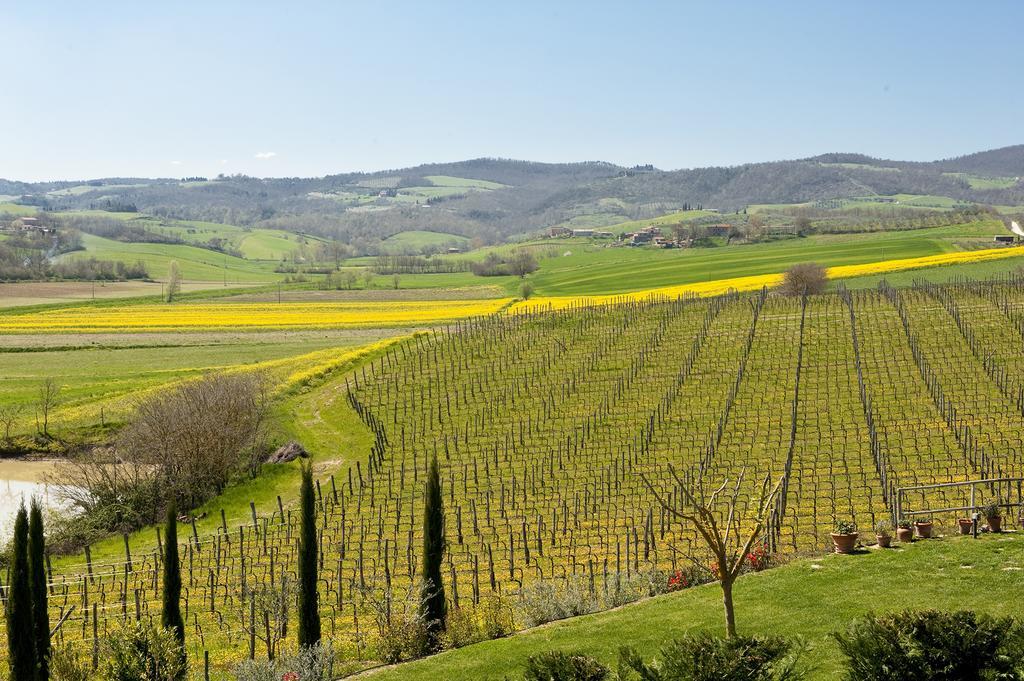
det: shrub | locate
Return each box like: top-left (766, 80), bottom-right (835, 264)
top-left (49, 647), bottom-right (92, 681)
top-left (54, 371), bottom-right (272, 547)
top-left (832, 609), bottom-right (1024, 681)
top-left (778, 263), bottom-right (827, 297)
top-left (516, 577), bottom-right (600, 627)
top-left (983, 501), bottom-right (1002, 520)
top-left (375, 610), bottom-right (432, 664)
top-left (102, 622), bottom-right (188, 681)
top-left (523, 650), bottom-right (610, 681)
top-left (618, 633), bottom-right (804, 681)
top-left (232, 642), bottom-right (335, 681)
top-left (443, 598), bottom-right (514, 649)
top-left (874, 520), bottom-right (892, 536)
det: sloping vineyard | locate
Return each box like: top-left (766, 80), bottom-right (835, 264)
top-left (8, 279), bottom-right (1024, 673)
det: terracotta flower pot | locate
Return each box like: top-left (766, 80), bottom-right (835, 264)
top-left (988, 516), bottom-right (1002, 533)
top-left (896, 527), bottom-right (914, 543)
top-left (831, 532), bottom-right (858, 554)
top-left (876, 534), bottom-right (891, 548)
top-left (914, 521), bottom-right (933, 539)
top-left (958, 518), bottom-right (973, 535)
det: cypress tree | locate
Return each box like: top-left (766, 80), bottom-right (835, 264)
top-left (28, 498), bottom-right (49, 681)
top-left (162, 504), bottom-right (185, 647)
top-left (6, 505), bottom-right (36, 679)
top-left (420, 453), bottom-right (446, 644)
top-left (297, 463), bottom-right (321, 647)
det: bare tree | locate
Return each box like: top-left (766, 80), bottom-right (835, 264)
top-left (778, 262), bottom-right (827, 297)
top-left (237, 578), bottom-right (292, 661)
top-left (0, 404), bottom-right (22, 442)
top-left (166, 260), bottom-right (182, 302)
top-left (36, 378), bottom-right (61, 437)
top-left (641, 465), bottom-right (782, 638)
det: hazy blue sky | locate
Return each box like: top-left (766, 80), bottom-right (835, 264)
top-left (6, 2), bottom-right (1023, 181)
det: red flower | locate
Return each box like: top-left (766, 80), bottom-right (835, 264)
top-left (667, 570), bottom-right (690, 592)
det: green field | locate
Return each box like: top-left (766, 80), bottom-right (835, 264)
top-left (366, 535), bottom-right (1024, 680)
top-left (944, 172), bottom-right (1020, 190)
top-left (62, 212), bottom-right (318, 261)
top-left (61, 233), bottom-right (287, 282)
top-left (0, 202), bottom-right (39, 215)
top-left (524, 220), bottom-right (1003, 295)
top-left (379, 230), bottom-right (470, 252)
top-left (424, 175), bottom-right (507, 190)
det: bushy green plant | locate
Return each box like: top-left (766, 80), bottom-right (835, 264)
top-left (983, 502), bottom-right (1002, 520)
top-left (914, 515), bottom-right (933, 524)
top-left (375, 609), bottom-right (432, 664)
top-left (102, 622), bottom-right (188, 681)
top-left (832, 609), bottom-right (1024, 681)
top-left (874, 520), bottom-right (891, 536)
top-left (896, 518), bottom-right (913, 530)
top-left (833, 519), bottom-right (856, 535)
top-left (49, 646), bottom-right (91, 681)
top-left (232, 642), bottom-right (335, 681)
top-left (618, 633), bottom-right (805, 681)
top-left (516, 577), bottom-right (600, 628)
top-left (523, 650), bottom-right (610, 681)
top-left (443, 598), bottom-right (514, 649)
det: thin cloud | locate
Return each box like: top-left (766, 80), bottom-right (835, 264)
top-left (170, 160), bottom-right (183, 165)
top-left (254, 151), bottom-right (277, 159)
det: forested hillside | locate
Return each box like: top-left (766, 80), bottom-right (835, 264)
top-left (4, 146), bottom-right (1023, 252)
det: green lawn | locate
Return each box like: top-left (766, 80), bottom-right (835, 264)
top-left (364, 535), bottom-right (1024, 680)
top-left (62, 233), bottom-right (287, 282)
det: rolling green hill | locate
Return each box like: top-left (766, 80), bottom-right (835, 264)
top-left (525, 220), bottom-right (1005, 296)
top-left (379, 230), bottom-right (470, 252)
top-left (61, 233), bottom-right (286, 282)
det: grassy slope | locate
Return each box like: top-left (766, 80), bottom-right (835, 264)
top-left (365, 535), bottom-right (1024, 681)
top-left (527, 221), bottom-right (1002, 296)
top-left (0, 334), bottom-right (382, 412)
top-left (48, 338), bottom-right (396, 571)
top-left (63, 233), bottom-right (285, 282)
top-left (379, 230), bottom-right (470, 252)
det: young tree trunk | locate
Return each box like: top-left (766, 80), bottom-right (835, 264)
top-left (721, 577), bottom-right (736, 638)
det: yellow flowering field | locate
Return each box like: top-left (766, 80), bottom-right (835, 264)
top-left (510, 246), bottom-right (1024, 312)
top-left (826, 245), bottom-right (1024, 278)
top-left (0, 299), bottom-right (512, 333)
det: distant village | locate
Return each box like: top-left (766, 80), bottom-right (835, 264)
top-left (547, 222), bottom-right (733, 249)
top-left (0, 216), bottom-right (56, 235)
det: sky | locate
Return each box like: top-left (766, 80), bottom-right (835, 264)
top-left (5, 1), bottom-right (1024, 181)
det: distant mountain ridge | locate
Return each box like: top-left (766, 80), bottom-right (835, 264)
top-left (3, 145), bottom-right (1022, 249)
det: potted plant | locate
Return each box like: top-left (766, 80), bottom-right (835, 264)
top-left (831, 519), bottom-right (858, 554)
top-left (875, 520), bottom-right (892, 548)
top-left (914, 515), bottom-right (933, 539)
top-left (957, 516), bottom-right (974, 535)
top-left (896, 518), bottom-right (914, 543)
top-left (983, 501), bottom-right (1002, 533)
